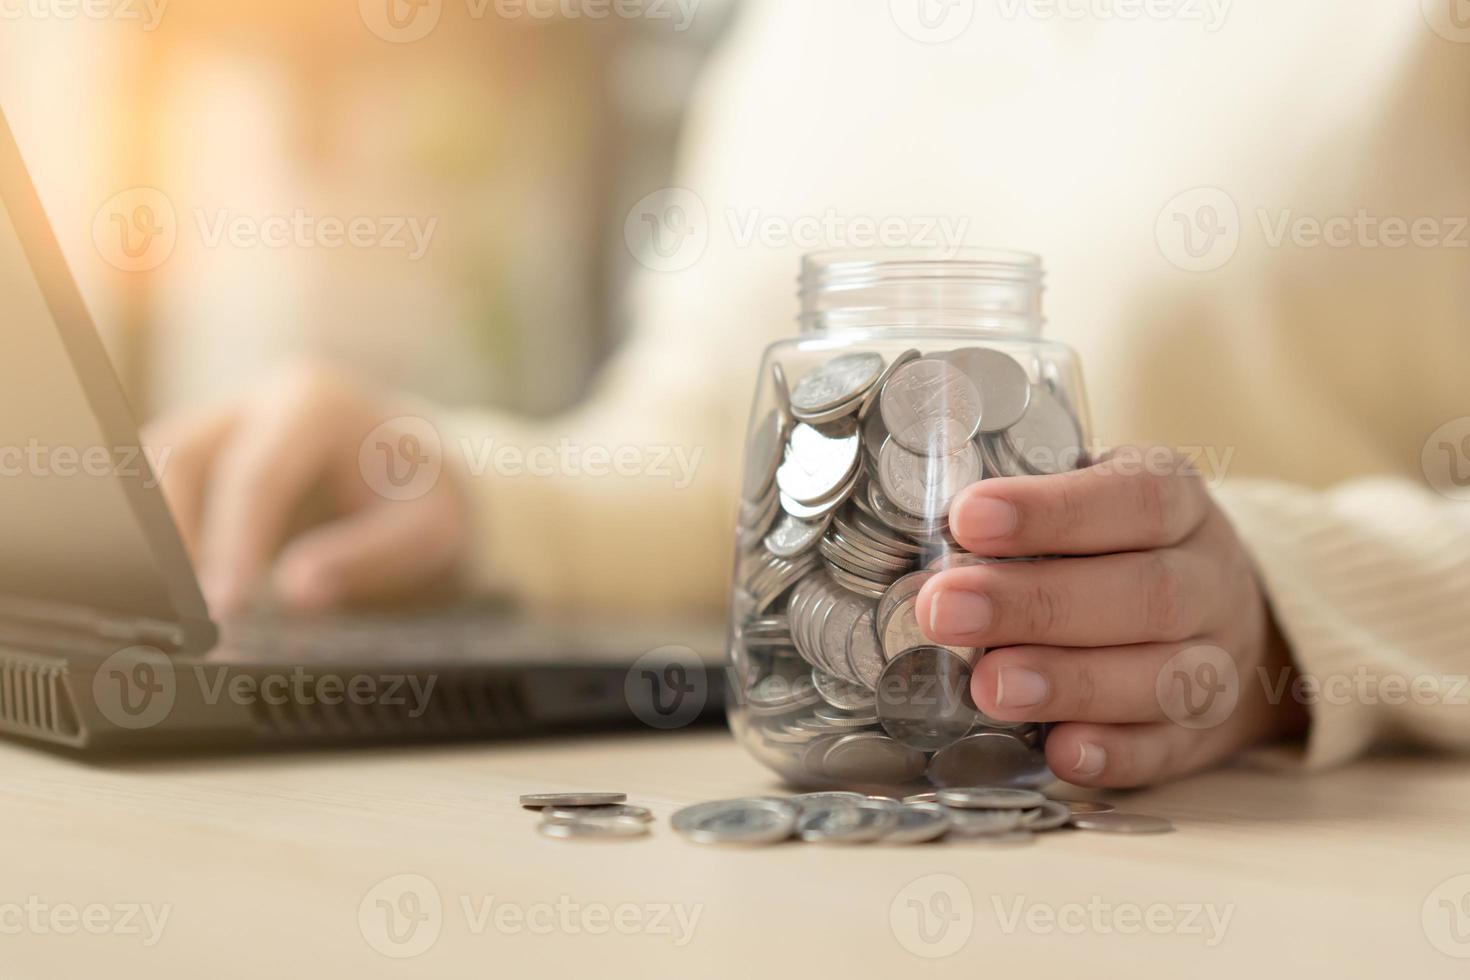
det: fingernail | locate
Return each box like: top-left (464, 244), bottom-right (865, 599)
top-left (1074, 741), bottom-right (1107, 777)
top-left (952, 497), bottom-right (1017, 541)
top-left (997, 666), bottom-right (1050, 708)
top-left (928, 590), bottom-right (993, 636)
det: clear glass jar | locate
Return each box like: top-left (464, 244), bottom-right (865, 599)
top-left (727, 248), bottom-right (1092, 792)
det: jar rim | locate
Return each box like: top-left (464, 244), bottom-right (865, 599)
top-left (801, 247), bottom-right (1044, 286)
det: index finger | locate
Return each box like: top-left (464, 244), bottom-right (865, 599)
top-left (948, 447), bottom-right (1209, 557)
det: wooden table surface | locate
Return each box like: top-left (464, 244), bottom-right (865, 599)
top-left (1, 730), bottom-right (1467, 979)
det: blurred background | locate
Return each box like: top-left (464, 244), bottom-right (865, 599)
top-left (0, 0), bottom-right (736, 420)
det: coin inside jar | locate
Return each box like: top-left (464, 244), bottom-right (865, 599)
top-left (876, 438), bottom-right (982, 519)
top-left (880, 358), bottom-right (983, 456)
top-left (791, 352), bottom-right (885, 416)
top-left (875, 646), bottom-right (980, 751)
top-left (938, 347), bottom-right (1033, 433)
top-left (777, 423), bottom-right (861, 505)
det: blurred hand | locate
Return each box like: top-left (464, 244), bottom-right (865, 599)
top-left (918, 447), bottom-right (1307, 789)
top-left (144, 362), bottom-right (470, 617)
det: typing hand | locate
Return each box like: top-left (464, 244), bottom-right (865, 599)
top-left (144, 362), bottom-right (470, 617)
top-left (918, 447), bottom-right (1307, 788)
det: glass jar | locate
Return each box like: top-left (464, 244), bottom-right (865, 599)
top-left (727, 248), bottom-right (1092, 792)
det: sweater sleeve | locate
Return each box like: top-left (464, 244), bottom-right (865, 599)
top-left (1216, 478), bottom-right (1470, 770)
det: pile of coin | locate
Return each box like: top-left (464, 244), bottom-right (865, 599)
top-left (732, 347), bottom-right (1087, 789)
top-left (671, 791), bottom-right (1172, 846)
top-left (521, 792), bottom-right (655, 840)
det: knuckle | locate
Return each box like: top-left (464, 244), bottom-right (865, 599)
top-left (1141, 552), bottom-right (1190, 639)
top-left (1019, 579), bottom-right (1069, 638)
top-left (1065, 659), bottom-right (1099, 718)
top-left (1134, 472), bottom-right (1176, 540)
top-left (1051, 477), bottom-right (1090, 535)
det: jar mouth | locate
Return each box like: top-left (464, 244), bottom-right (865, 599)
top-left (799, 247), bottom-right (1045, 336)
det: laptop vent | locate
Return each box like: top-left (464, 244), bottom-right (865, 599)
top-left (249, 673), bottom-right (530, 741)
top-left (0, 654), bottom-right (80, 740)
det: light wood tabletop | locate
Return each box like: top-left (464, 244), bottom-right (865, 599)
top-left (2, 729), bottom-right (1467, 979)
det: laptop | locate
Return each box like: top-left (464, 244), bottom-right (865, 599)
top-left (0, 107), bottom-right (727, 751)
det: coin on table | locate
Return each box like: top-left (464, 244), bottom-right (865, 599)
top-left (1018, 800), bottom-right (1072, 831)
top-left (939, 347), bottom-right (1033, 433)
top-left (672, 798), bottom-right (799, 845)
top-left (876, 646), bottom-right (979, 751)
top-left (877, 438), bottom-right (982, 519)
top-left (927, 731), bottom-right (1051, 788)
top-left (946, 807), bottom-right (1023, 837)
top-left (520, 792), bottom-right (627, 808)
top-left (1070, 812), bottom-right (1176, 834)
top-left (789, 791), bottom-right (868, 814)
top-left (880, 803), bottom-right (953, 845)
top-left (791, 352), bottom-right (886, 416)
top-left (1059, 800), bottom-right (1117, 816)
top-left (777, 422), bottom-right (861, 505)
top-left (1006, 385), bottom-right (1084, 476)
top-left (797, 799), bottom-right (899, 844)
top-left (880, 358), bottom-right (983, 456)
top-left (539, 817), bottom-right (651, 840)
top-left (937, 787), bottom-right (1046, 810)
top-left (541, 804), bottom-right (655, 825)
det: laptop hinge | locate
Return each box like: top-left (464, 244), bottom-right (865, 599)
top-left (0, 594), bottom-right (189, 655)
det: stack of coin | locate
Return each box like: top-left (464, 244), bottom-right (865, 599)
top-left (667, 791), bottom-right (1171, 847)
top-left (731, 346), bottom-right (1087, 789)
top-left (520, 792), bottom-right (654, 840)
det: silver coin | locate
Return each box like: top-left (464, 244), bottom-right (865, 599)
top-left (880, 358), bottom-right (983, 456)
top-left (881, 802), bottom-right (952, 844)
top-left (1070, 812), bottom-right (1175, 834)
top-left (779, 470), bottom-right (862, 521)
top-left (539, 817), bottom-right (650, 840)
top-left (825, 565), bottom-right (891, 600)
top-left (925, 551), bottom-right (990, 571)
top-left (880, 599), bottom-right (972, 668)
top-left (927, 731), bottom-right (1051, 789)
top-left (743, 409), bottom-right (786, 502)
top-left (797, 799), bottom-right (899, 844)
top-left (937, 787), bottom-right (1046, 810)
top-left (672, 798), bottom-right (799, 845)
top-left (940, 348), bottom-right (1033, 433)
top-left (846, 608), bottom-right (886, 689)
top-left (1018, 800), bottom-right (1072, 831)
top-left (877, 438), bottom-right (982, 519)
top-left (821, 732), bottom-right (928, 784)
top-left (876, 646), bottom-right (979, 751)
top-left (771, 360), bottom-right (793, 426)
top-left (1006, 385), bottom-right (1084, 476)
top-left (864, 481), bottom-right (947, 537)
top-left (789, 791), bottom-right (868, 813)
top-left (877, 570), bottom-right (934, 636)
top-left (792, 352), bottom-right (886, 415)
top-left (1059, 800), bottom-right (1117, 816)
top-left (946, 807), bottom-right (1023, 837)
top-left (812, 668), bottom-right (877, 712)
top-left (541, 804), bottom-right (655, 825)
top-left (777, 422), bottom-right (861, 505)
top-left (820, 591), bottom-right (869, 684)
top-left (861, 406), bottom-right (890, 460)
top-left (814, 704), bottom-right (880, 728)
top-left (979, 432), bottom-right (1029, 479)
top-left (520, 792), bottom-right (627, 808)
top-left (764, 512), bottom-right (831, 558)
top-left (902, 791), bottom-right (939, 804)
